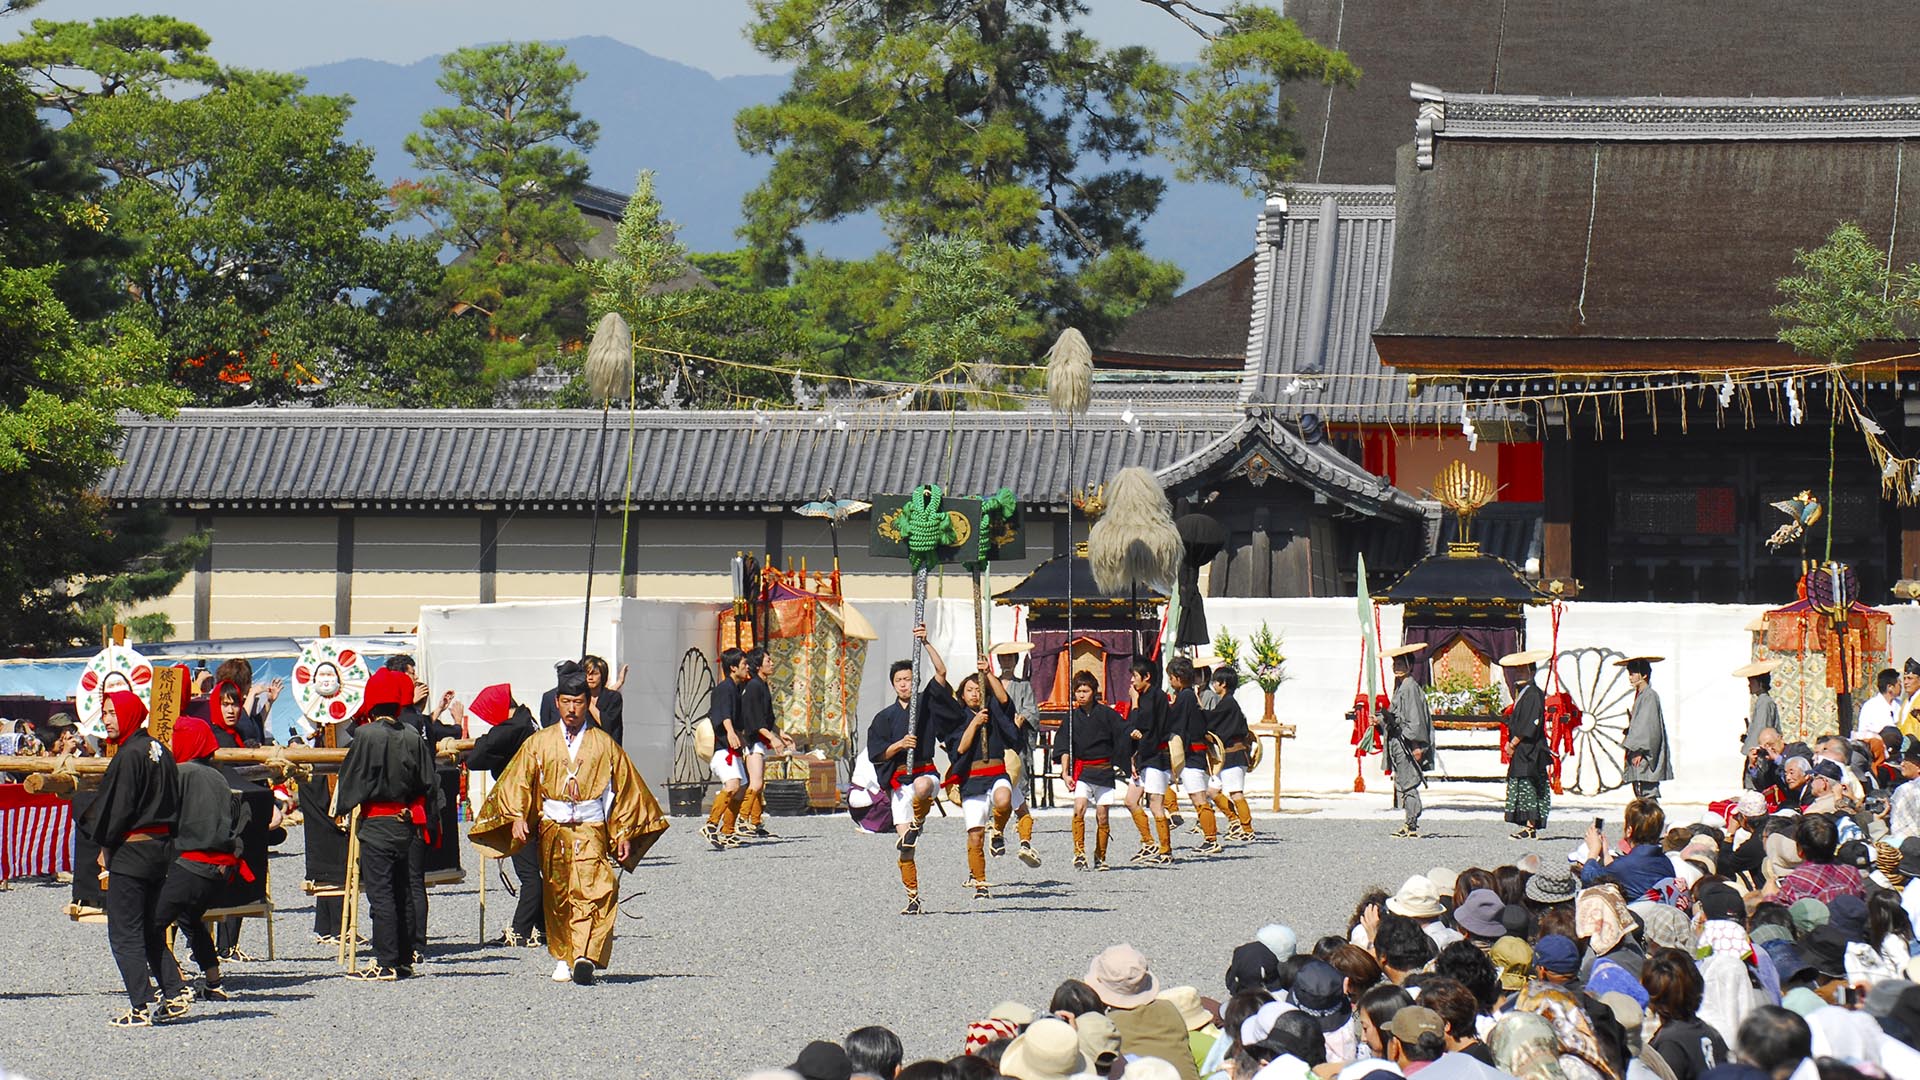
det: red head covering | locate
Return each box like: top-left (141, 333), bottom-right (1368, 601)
top-left (105, 690), bottom-right (149, 744)
top-left (361, 668), bottom-right (413, 717)
top-left (468, 684), bottom-right (513, 726)
top-left (206, 680), bottom-right (244, 742)
top-left (170, 715), bottom-right (219, 763)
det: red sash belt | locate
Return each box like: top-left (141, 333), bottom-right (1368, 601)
top-left (181, 849), bottom-right (257, 883)
top-left (889, 762), bottom-right (938, 790)
top-left (947, 762), bottom-right (1009, 786)
top-left (365, 799), bottom-right (426, 824)
top-left (124, 824), bottom-right (171, 843)
top-left (1188, 742), bottom-right (1208, 754)
top-left (1072, 757), bottom-right (1111, 785)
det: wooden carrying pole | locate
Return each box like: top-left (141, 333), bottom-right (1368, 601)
top-left (4, 741), bottom-right (475, 795)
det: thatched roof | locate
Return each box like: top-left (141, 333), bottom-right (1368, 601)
top-left (1373, 93), bottom-right (1920, 371)
top-left (1284, 0), bottom-right (1920, 185)
top-left (1098, 257), bottom-right (1255, 370)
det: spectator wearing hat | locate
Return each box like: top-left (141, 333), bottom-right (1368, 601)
top-left (1899, 837), bottom-right (1920, 930)
top-left (1157, 986), bottom-right (1221, 1073)
top-left (1721, 792), bottom-right (1770, 886)
top-left (1489, 937), bottom-right (1533, 994)
top-left (1074, 1012), bottom-right (1122, 1074)
top-left (1891, 749), bottom-right (1920, 837)
top-left (1524, 866), bottom-right (1578, 913)
top-left (1530, 935), bottom-right (1581, 989)
top-left (1387, 876), bottom-right (1462, 950)
top-left (1226, 941), bottom-right (1282, 997)
top-left (1452, 890), bottom-right (1505, 951)
top-left (1381, 1006), bottom-right (1448, 1073)
top-left (789, 1041), bottom-right (853, 1080)
top-left (999, 1018), bottom-right (1095, 1080)
top-left (1290, 959), bottom-right (1357, 1062)
top-left (1083, 945), bottom-right (1199, 1080)
top-left (1765, 814), bottom-right (1862, 905)
top-left (1256, 924), bottom-right (1298, 963)
top-left (1801, 758), bottom-right (1850, 815)
top-left (845, 1026), bottom-right (904, 1080)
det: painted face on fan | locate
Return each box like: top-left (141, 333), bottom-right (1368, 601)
top-left (102, 672), bottom-right (132, 696)
top-left (314, 663), bottom-right (341, 698)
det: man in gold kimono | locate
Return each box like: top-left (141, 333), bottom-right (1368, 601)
top-left (471, 666), bottom-right (667, 984)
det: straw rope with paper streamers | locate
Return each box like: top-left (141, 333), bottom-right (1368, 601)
top-left (292, 639), bottom-right (370, 728)
top-left (900, 484), bottom-right (958, 570)
top-left (75, 646), bottom-right (152, 739)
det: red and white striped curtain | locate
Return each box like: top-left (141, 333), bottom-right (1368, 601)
top-left (0, 784), bottom-right (73, 880)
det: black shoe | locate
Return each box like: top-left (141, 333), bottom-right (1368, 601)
top-left (159, 990), bottom-right (192, 1022)
top-left (972, 881), bottom-right (989, 900)
top-left (1148, 851), bottom-right (1173, 865)
top-left (1196, 839), bottom-right (1224, 856)
top-left (345, 966), bottom-right (398, 981)
top-left (394, 965), bottom-right (415, 980)
top-left (571, 958), bottom-right (595, 986)
top-left (1170, 813), bottom-right (1185, 828)
top-left (989, 830), bottom-right (1007, 858)
top-left (1391, 825), bottom-right (1420, 839)
top-left (750, 823), bottom-right (773, 838)
top-left (1018, 843), bottom-right (1042, 868)
top-left (1095, 858), bottom-right (1111, 872)
top-left (1072, 852), bottom-right (1090, 871)
top-left (202, 981), bottom-right (230, 1002)
top-left (901, 892), bottom-right (923, 916)
top-left (108, 1007), bottom-right (152, 1028)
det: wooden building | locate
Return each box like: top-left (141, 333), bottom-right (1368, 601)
top-left (100, 404), bottom-right (1429, 638)
top-left (1375, 90), bottom-right (1920, 602)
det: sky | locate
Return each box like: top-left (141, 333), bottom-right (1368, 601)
top-left (11, 0), bottom-right (1210, 76)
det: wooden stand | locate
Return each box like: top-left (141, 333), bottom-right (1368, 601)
top-left (1249, 722), bottom-right (1297, 810)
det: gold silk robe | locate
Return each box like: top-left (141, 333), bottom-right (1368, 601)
top-left (469, 724), bottom-right (667, 967)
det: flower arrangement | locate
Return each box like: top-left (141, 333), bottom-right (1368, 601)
top-left (1423, 672), bottom-right (1504, 716)
top-left (1218, 623), bottom-right (1289, 693)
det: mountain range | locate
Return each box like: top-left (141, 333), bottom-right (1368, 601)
top-left (295, 35), bottom-right (1259, 284)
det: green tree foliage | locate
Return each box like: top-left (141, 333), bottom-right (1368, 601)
top-left (736, 0), bottom-right (1353, 365)
top-left (1774, 222), bottom-right (1918, 364)
top-left (587, 171), bottom-right (816, 408)
top-left (399, 42), bottom-right (599, 384)
top-left (0, 16), bottom-right (487, 406)
top-left (0, 67), bottom-right (204, 650)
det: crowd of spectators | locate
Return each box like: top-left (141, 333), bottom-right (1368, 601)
top-left (737, 794), bottom-right (1920, 1080)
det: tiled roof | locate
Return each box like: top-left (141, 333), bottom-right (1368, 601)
top-left (101, 405), bottom-right (1423, 519)
top-left (1242, 185), bottom-right (1464, 425)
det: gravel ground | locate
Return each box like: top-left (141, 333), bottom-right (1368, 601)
top-left (0, 792), bottom-right (1671, 1079)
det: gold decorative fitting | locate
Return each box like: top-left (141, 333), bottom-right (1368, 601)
top-left (1433, 460), bottom-right (1497, 545)
top-left (1072, 483), bottom-right (1106, 522)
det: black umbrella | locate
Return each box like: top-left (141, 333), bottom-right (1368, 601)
top-left (1174, 513), bottom-right (1227, 648)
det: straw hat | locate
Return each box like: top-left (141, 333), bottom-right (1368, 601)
top-left (1386, 875), bottom-right (1446, 919)
top-left (1158, 986), bottom-right (1215, 1031)
top-left (999, 1018), bottom-right (1090, 1080)
top-left (1612, 655), bottom-right (1664, 666)
top-left (1498, 649), bottom-right (1551, 667)
top-left (989, 642), bottom-right (1034, 656)
top-left (1383, 643), bottom-right (1427, 660)
top-left (1189, 654), bottom-right (1223, 670)
top-left (1732, 658), bottom-right (1780, 679)
top-left (1084, 944), bottom-right (1159, 1008)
